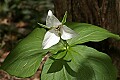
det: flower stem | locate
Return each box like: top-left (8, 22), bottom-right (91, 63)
top-left (60, 38), bottom-right (69, 50)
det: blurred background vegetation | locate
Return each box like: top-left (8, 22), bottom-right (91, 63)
top-left (0, 0), bottom-right (54, 55)
top-left (0, 0), bottom-right (54, 79)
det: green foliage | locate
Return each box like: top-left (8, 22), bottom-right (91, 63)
top-left (1, 28), bottom-right (47, 77)
top-left (41, 45), bottom-right (117, 80)
top-left (1, 22), bottom-right (120, 80)
top-left (66, 23), bottom-right (120, 46)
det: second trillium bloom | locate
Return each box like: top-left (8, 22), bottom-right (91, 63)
top-left (42, 10), bottom-right (76, 49)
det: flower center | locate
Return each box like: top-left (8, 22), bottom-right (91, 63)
top-left (54, 25), bottom-right (62, 36)
top-left (55, 25), bottom-right (61, 31)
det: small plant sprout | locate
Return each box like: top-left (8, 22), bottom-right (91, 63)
top-left (38, 10), bottom-right (77, 49)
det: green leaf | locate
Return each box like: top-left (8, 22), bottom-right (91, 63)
top-left (41, 45), bottom-right (117, 80)
top-left (1, 28), bottom-right (47, 78)
top-left (65, 23), bottom-right (120, 46)
top-left (62, 11), bottom-right (67, 24)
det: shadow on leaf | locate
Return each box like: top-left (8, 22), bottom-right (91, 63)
top-left (46, 56), bottom-right (97, 79)
top-left (47, 57), bottom-right (77, 77)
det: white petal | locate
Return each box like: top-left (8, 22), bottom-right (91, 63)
top-left (42, 29), bottom-right (60, 49)
top-left (46, 10), bottom-right (61, 28)
top-left (61, 25), bottom-right (77, 40)
top-left (48, 10), bottom-right (53, 16)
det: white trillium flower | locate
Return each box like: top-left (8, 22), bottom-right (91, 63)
top-left (42, 10), bottom-right (76, 49)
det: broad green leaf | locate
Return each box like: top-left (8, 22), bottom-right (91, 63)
top-left (41, 45), bottom-right (117, 80)
top-left (1, 27), bottom-right (64, 78)
top-left (65, 23), bottom-right (120, 46)
top-left (1, 28), bottom-right (47, 78)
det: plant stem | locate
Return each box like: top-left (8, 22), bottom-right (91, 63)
top-left (60, 37), bottom-right (69, 50)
